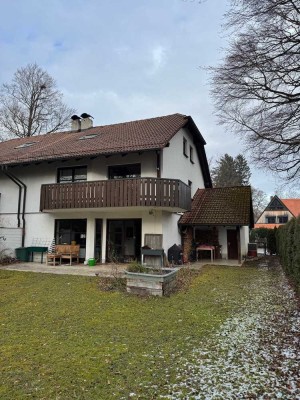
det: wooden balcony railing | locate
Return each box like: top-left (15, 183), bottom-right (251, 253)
top-left (40, 178), bottom-right (191, 211)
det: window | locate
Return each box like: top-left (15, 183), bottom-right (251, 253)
top-left (190, 146), bottom-right (194, 163)
top-left (57, 166), bottom-right (87, 183)
top-left (278, 216), bottom-right (288, 224)
top-left (188, 180), bottom-right (192, 188)
top-left (183, 137), bottom-right (188, 157)
top-left (265, 216), bottom-right (276, 224)
top-left (108, 164), bottom-right (141, 179)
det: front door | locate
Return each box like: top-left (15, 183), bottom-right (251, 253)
top-left (227, 229), bottom-right (238, 259)
top-left (107, 219), bottom-right (141, 262)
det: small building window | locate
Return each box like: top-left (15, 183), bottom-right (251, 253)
top-left (183, 138), bottom-right (188, 157)
top-left (57, 166), bottom-right (87, 183)
top-left (188, 180), bottom-right (192, 188)
top-left (190, 146), bottom-right (194, 163)
top-left (278, 216), bottom-right (288, 224)
top-left (265, 216), bottom-right (276, 224)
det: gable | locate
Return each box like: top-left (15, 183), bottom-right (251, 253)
top-left (266, 196), bottom-right (288, 212)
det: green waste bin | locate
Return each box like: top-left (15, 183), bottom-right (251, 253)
top-left (15, 247), bottom-right (29, 262)
top-left (88, 258), bottom-right (96, 267)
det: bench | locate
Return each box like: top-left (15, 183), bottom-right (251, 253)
top-left (46, 244), bottom-right (80, 266)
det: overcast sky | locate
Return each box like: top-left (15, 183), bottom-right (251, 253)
top-left (0, 0), bottom-right (289, 196)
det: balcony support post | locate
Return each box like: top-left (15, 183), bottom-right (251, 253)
top-left (101, 218), bottom-right (107, 264)
top-left (85, 217), bottom-right (96, 262)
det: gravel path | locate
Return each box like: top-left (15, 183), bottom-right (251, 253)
top-left (161, 257), bottom-right (300, 399)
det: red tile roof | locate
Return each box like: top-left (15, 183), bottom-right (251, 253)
top-left (0, 113), bottom-right (205, 166)
top-left (179, 186), bottom-right (253, 226)
top-left (281, 199), bottom-right (300, 217)
top-left (254, 223), bottom-right (282, 229)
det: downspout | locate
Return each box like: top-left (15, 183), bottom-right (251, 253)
top-left (3, 169), bottom-right (27, 247)
top-left (12, 174), bottom-right (27, 248)
top-left (3, 171), bottom-right (22, 228)
top-left (156, 150), bottom-right (161, 178)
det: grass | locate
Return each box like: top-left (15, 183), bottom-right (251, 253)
top-left (0, 264), bottom-right (277, 399)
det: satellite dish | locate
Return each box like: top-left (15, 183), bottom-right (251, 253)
top-left (81, 113), bottom-right (93, 119)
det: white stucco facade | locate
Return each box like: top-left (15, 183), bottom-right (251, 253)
top-left (162, 127), bottom-right (205, 196)
top-left (0, 126), bottom-right (208, 262)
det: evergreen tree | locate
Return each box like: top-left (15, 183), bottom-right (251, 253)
top-left (212, 153), bottom-right (251, 187)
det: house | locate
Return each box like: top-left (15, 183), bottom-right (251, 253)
top-left (179, 186), bottom-right (254, 262)
top-left (255, 195), bottom-right (300, 229)
top-left (0, 113), bottom-right (212, 263)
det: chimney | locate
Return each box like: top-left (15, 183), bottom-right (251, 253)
top-left (80, 113), bottom-right (93, 130)
top-left (71, 115), bottom-right (81, 131)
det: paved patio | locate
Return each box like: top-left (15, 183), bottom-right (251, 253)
top-left (0, 258), bottom-right (243, 276)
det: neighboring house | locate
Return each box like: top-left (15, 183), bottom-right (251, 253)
top-left (0, 113), bottom-right (212, 263)
top-left (179, 186), bottom-right (254, 262)
top-left (254, 195), bottom-right (300, 229)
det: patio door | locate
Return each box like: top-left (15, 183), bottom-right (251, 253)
top-left (107, 219), bottom-right (141, 262)
top-left (227, 229), bottom-right (238, 259)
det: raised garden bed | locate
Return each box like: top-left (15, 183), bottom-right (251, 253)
top-left (125, 266), bottom-right (179, 296)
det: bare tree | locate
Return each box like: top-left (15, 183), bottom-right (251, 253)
top-left (211, 0), bottom-right (300, 181)
top-left (252, 187), bottom-right (268, 222)
top-left (0, 63), bottom-right (75, 138)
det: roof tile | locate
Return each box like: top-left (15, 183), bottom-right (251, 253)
top-left (0, 113), bottom-right (194, 166)
top-left (179, 186), bottom-right (253, 226)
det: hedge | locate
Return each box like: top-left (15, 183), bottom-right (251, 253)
top-left (276, 216), bottom-right (300, 291)
top-left (250, 227), bottom-right (277, 255)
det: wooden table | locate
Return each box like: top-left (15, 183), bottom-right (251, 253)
top-left (196, 245), bottom-right (215, 262)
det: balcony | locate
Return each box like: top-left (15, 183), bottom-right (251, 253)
top-left (40, 178), bottom-right (191, 212)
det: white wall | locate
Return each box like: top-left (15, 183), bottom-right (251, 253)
top-left (0, 148), bottom-right (186, 261)
top-left (0, 227), bottom-right (22, 256)
top-left (162, 127), bottom-right (205, 196)
top-left (240, 226), bottom-right (249, 257)
top-left (162, 212), bottom-right (181, 253)
top-left (256, 209), bottom-right (293, 224)
top-left (89, 152), bottom-right (157, 180)
top-left (217, 226), bottom-right (249, 260)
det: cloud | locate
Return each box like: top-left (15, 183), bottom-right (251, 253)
top-left (147, 45), bottom-right (167, 75)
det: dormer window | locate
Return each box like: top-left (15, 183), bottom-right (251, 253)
top-left (15, 142), bottom-right (37, 149)
top-left (79, 134), bottom-right (98, 140)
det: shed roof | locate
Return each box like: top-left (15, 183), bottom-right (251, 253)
top-left (179, 186), bottom-right (254, 227)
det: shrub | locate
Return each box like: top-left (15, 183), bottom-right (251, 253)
top-left (127, 262), bottom-right (148, 273)
top-left (276, 216), bottom-right (300, 291)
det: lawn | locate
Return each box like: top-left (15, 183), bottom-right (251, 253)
top-left (0, 260), bottom-right (299, 399)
